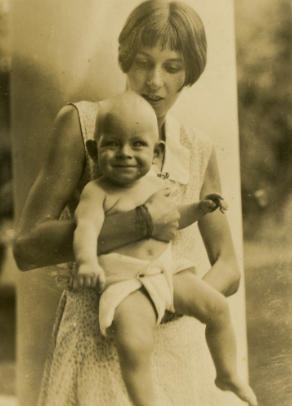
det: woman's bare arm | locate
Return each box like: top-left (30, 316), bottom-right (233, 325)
top-left (13, 105), bottom-right (84, 270)
top-left (198, 149), bottom-right (241, 297)
top-left (13, 106), bottom-right (180, 271)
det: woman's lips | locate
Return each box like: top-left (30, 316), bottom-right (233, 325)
top-left (143, 94), bottom-right (164, 103)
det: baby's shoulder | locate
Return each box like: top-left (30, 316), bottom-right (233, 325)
top-left (81, 178), bottom-right (107, 197)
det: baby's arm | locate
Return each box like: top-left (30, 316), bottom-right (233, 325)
top-left (73, 181), bottom-right (106, 291)
top-left (178, 193), bottom-right (228, 230)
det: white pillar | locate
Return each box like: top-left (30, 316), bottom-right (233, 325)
top-left (11, 1), bottom-right (247, 405)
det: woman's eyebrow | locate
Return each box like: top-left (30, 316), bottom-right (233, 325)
top-left (136, 52), bottom-right (183, 63)
top-left (136, 52), bottom-right (150, 57)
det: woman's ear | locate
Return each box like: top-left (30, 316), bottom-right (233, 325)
top-left (86, 140), bottom-right (98, 161)
top-left (153, 141), bottom-right (165, 163)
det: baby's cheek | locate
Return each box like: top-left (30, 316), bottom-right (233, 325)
top-left (139, 166), bottom-right (150, 177)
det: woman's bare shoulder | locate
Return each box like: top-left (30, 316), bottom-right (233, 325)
top-left (27, 104), bottom-right (86, 218)
top-left (53, 104), bottom-right (82, 149)
top-left (45, 104), bottom-right (84, 172)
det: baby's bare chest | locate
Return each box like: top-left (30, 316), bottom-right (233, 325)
top-left (104, 176), bottom-right (163, 215)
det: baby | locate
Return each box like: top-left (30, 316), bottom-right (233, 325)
top-left (73, 91), bottom-right (257, 406)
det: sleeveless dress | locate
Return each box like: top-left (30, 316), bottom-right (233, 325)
top-left (38, 101), bottom-right (242, 406)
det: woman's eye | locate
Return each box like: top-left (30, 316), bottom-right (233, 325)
top-left (134, 59), bottom-right (151, 69)
top-left (165, 64), bottom-right (184, 74)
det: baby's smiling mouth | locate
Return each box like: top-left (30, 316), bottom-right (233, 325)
top-left (112, 164), bottom-right (137, 168)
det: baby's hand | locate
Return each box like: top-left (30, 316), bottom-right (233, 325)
top-left (200, 193), bottom-right (228, 214)
top-left (72, 262), bottom-right (106, 292)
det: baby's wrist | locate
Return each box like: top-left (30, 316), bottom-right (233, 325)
top-left (76, 258), bottom-right (98, 268)
top-left (197, 201), bottom-right (208, 215)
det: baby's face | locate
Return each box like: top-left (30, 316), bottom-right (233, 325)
top-left (97, 110), bottom-right (158, 186)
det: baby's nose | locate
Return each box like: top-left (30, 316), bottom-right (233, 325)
top-left (118, 144), bottom-right (132, 158)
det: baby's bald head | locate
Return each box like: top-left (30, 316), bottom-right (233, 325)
top-left (87, 91), bottom-right (163, 185)
top-left (95, 91), bottom-right (159, 142)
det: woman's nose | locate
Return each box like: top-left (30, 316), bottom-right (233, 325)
top-left (146, 66), bottom-right (163, 90)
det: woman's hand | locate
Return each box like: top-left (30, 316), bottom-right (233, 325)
top-left (144, 187), bottom-right (180, 242)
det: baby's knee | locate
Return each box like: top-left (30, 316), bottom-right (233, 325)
top-left (115, 325), bottom-right (154, 365)
top-left (203, 293), bottom-right (230, 325)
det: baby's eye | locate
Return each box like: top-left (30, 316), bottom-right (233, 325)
top-left (102, 140), bottom-right (118, 147)
top-left (133, 140), bottom-right (147, 147)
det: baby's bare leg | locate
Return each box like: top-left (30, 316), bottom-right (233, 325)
top-left (113, 289), bottom-right (157, 406)
top-left (173, 271), bottom-right (257, 406)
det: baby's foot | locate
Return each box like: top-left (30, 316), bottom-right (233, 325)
top-left (215, 376), bottom-right (258, 406)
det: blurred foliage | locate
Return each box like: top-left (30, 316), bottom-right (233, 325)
top-left (0, 0), bottom-right (10, 138)
top-left (0, 0), bottom-right (12, 221)
top-left (235, 0), bottom-right (292, 237)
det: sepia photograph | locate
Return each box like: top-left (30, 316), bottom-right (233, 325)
top-left (0, 0), bottom-right (291, 405)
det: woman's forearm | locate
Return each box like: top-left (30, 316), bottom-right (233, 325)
top-left (14, 209), bottom-right (146, 271)
top-left (99, 209), bottom-right (146, 253)
top-left (195, 149), bottom-right (241, 297)
top-left (13, 220), bottom-right (76, 271)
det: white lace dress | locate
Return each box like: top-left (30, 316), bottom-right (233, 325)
top-left (38, 101), bottom-right (241, 405)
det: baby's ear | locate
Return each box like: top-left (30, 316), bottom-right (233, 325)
top-left (86, 139), bottom-right (98, 161)
top-left (153, 141), bottom-right (165, 162)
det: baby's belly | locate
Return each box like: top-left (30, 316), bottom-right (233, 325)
top-left (113, 238), bottom-right (168, 261)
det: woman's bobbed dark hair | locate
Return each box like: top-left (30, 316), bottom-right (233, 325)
top-left (118, 0), bottom-right (207, 87)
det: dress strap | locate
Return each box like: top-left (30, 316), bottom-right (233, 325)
top-left (70, 101), bottom-right (99, 181)
top-left (71, 101), bottom-right (98, 142)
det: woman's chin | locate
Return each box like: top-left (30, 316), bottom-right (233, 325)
top-left (148, 102), bottom-right (165, 116)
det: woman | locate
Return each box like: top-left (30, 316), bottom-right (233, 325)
top-left (14, 1), bottom-right (241, 405)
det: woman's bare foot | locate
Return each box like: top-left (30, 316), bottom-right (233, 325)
top-left (215, 376), bottom-right (258, 406)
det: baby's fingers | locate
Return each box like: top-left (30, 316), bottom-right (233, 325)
top-left (205, 193), bottom-right (223, 204)
top-left (219, 199), bottom-right (228, 213)
top-left (84, 275), bottom-right (96, 289)
top-left (81, 273), bottom-right (102, 289)
top-left (70, 275), bottom-right (81, 290)
top-left (205, 193), bottom-right (228, 213)
top-left (97, 271), bottom-right (106, 294)
top-left (77, 275), bottom-right (86, 289)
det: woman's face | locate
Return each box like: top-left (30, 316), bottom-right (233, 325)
top-left (127, 45), bottom-right (186, 125)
